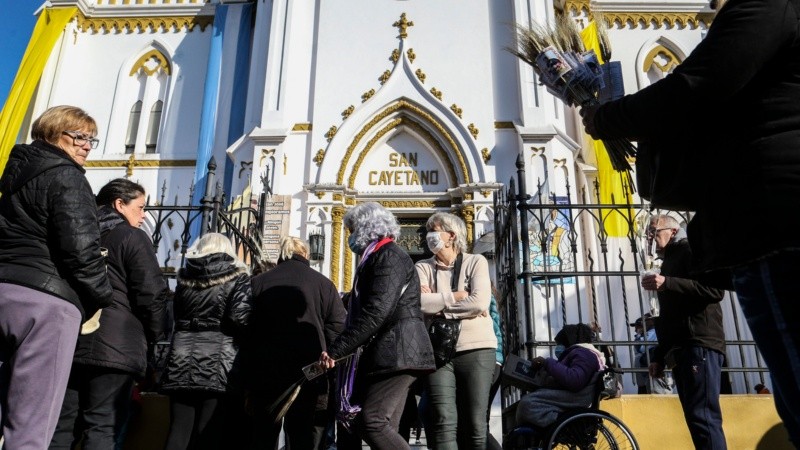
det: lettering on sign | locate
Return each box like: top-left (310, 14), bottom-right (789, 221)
top-left (261, 195), bottom-right (292, 262)
top-left (367, 152), bottom-right (439, 186)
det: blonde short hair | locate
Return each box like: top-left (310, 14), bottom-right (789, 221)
top-left (426, 212), bottom-right (468, 253)
top-left (279, 236), bottom-right (310, 261)
top-left (31, 105), bottom-right (97, 145)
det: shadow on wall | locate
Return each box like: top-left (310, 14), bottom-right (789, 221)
top-left (756, 423), bottom-right (794, 450)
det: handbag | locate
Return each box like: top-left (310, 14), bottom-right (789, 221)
top-left (429, 316), bottom-right (462, 368)
top-left (636, 139), bottom-right (700, 211)
top-left (427, 253), bottom-right (464, 368)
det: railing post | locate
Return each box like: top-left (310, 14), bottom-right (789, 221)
top-left (200, 158), bottom-right (217, 235)
top-left (515, 153), bottom-right (535, 360)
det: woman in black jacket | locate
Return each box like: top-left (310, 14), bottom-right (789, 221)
top-left (0, 106), bottom-right (113, 448)
top-left (160, 232), bottom-right (253, 449)
top-left (50, 178), bottom-right (169, 449)
top-left (248, 236), bottom-right (346, 449)
top-left (319, 202), bottom-right (435, 450)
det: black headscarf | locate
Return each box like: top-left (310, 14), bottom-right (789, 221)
top-left (554, 323), bottom-right (595, 348)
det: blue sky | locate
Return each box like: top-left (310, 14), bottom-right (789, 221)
top-left (0, 1), bottom-right (42, 108)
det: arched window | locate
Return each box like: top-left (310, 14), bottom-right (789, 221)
top-left (110, 47), bottom-right (171, 155)
top-left (125, 101), bottom-right (142, 154)
top-left (146, 100), bottom-right (163, 154)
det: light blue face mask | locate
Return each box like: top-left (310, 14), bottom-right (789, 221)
top-left (554, 344), bottom-right (566, 359)
top-left (348, 233), bottom-right (364, 255)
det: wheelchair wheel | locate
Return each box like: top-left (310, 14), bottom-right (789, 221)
top-left (546, 411), bottom-right (638, 450)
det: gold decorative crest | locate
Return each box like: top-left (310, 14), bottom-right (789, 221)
top-left (393, 13), bottom-right (414, 39)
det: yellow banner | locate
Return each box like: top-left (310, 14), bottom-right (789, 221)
top-left (580, 21), bottom-right (633, 237)
top-left (0, 7), bottom-right (77, 176)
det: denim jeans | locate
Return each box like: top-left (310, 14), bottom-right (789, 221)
top-left (732, 250), bottom-right (800, 446)
top-left (672, 346), bottom-right (726, 450)
top-left (426, 348), bottom-right (495, 450)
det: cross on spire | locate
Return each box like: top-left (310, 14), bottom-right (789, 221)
top-left (393, 13), bottom-right (414, 39)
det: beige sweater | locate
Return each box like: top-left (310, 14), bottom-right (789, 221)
top-left (415, 252), bottom-right (497, 353)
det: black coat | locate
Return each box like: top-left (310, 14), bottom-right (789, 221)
top-left (247, 255), bottom-right (346, 394)
top-left (0, 140), bottom-right (112, 319)
top-left (159, 253), bottom-right (252, 394)
top-left (652, 239), bottom-right (727, 363)
top-left (592, 0), bottom-right (800, 271)
top-left (72, 206), bottom-right (170, 376)
top-left (328, 241), bottom-right (435, 376)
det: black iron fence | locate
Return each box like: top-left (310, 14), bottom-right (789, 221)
top-left (494, 154), bottom-right (769, 424)
top-left (144, 157), bottom-right (266, 277)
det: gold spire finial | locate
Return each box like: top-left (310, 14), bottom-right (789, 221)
top-left (393, 13), bottom-right (414, 39)
top-left (125, 154), bottom-right (136, 178)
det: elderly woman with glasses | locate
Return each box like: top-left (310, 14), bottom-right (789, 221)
top-left (319, 202), bottom-right (435, 450)
top-left (416, 212), bottom-right (496, 450)
top-left (0, 105), bottom-right (113, 448)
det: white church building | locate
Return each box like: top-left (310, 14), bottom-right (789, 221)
top-left (10, 0), bottom-right (774, 409)
top-left (1, 0), bottom-right (718, 287)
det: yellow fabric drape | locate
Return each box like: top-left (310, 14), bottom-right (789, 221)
top-left (0, 7), bottom-right (77, 177)
top-left (580, 20), bottom-right (633, 237)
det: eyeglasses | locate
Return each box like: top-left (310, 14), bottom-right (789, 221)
top-left (646, 227), bottom-right (672, 236)
top-left (63, 131), bottom-right (99, 149)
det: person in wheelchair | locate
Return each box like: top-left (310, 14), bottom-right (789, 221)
top-left (515, 323), bottom-right (606, 429)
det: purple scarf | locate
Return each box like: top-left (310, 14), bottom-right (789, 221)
top-left (335, 238), bottom-right (392, 431)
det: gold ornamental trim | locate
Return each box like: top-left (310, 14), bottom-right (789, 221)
top-left (481, 148), bottom-right (491, 164)
top-left (313, 149), bottom-right (325, 167)
top-left (129, 49), bottom-right (171, 76)
top-left (367, 200), bottom-right (450, 208)
top-left (344, 228), bottom-right (353, 292)
top-left (392, 13), bottom-right (414, 39)
top-left (85, 159), bottom-right (195, 168)
top-left (494, 121), bottom-right (515, 129)
top-left (292, 123), bottom-right (312, 132)
top-left (347, 116), bottom-right (459, 190)
top-left (564, 1), bottom-right (713, 30)
top-left (643, 44), bottom-right (681, 73)
top-left (603, 12), bottom-right (713, 29)
top-left (330, 206), bottom-right (345, 288)
top-left (336, 99), bottom-right (470, 186)
top-left (74, 13), bottom-right (213, 33)
top-left (468, 123), bottom-right (479, 140)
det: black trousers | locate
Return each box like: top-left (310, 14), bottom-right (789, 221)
top-left (163, 391), bottom-right (233, 450)
top-left (49, 365), bottom-right (135, 450)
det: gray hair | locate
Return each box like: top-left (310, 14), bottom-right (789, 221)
top-left (651, 214), bottom-right (679, 230)
top-left (186, 232), bottom-right (248, 270)
top-left (343, 202), bottom-right (401, 249)
top-left (279, 235), bottom-right (309, 261)
top-left (426, 212), bottom-right (467, 253)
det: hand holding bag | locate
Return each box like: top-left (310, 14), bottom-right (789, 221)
top-left (427, 253), bottom-right (464, 368)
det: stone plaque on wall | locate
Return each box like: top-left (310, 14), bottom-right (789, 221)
top-left (261, 194), bottom-right (292, 262)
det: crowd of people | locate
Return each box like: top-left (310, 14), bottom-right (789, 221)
top-left (1, 92), bottom-right (798, 450)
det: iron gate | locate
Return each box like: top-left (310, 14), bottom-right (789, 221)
top-left (494, 154), bottom-right (769, 432)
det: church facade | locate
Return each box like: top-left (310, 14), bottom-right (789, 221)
top-left (4, 0), bottom-right (717, 287)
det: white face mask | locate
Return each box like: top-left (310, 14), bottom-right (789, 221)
top-left (426, 231), bottom-right (445, 254)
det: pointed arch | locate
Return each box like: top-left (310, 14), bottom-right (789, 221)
top-left (104, 41), bottom-right (175, 155)
top-left (336, 99), bottom-right (471, 188)
top-left (636, 37), bottom-right (689, 90)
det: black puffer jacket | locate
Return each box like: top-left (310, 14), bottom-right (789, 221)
top-left (159, 253), bottom-right (252, 393)
top-left (328, 241), bottom-right (435, 376)
top-left (652, 238), bottom-right (726, 364)
top-left (0, 140), bottom-right (112, 319)
top-left (72, 206), bottom-right (169, 376)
